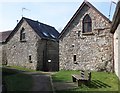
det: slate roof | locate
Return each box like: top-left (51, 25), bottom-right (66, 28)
top-left (24, 17), bottom-right (59, 40)
top-left (0, 30), bottom-right (12, 43)
top-left (5, 17), bottom-right (59, 43)
top-left (59, 1), bottom-right (111, 39)
top-left (110, 0), bottom-right (120, 33)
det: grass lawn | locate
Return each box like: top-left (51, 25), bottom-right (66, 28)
top-left (2, 67), bottom-right (33, 91)
top-left (3, 65), bottom-right (36, 72)
top-left (2, 66), bottom-right (120, 92)
top-left (52, 70), bottom-right (120, 92)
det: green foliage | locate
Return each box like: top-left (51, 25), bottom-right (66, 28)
top-left (52, 70), bottom-right (80, 82)
top-left (2, 67), bottom-right (33, 91)
top-left (6, 65), bottom-right (36, 72)
top-left (52, 70), bottom-right (119, 92)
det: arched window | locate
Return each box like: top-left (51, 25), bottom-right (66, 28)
top-left (82, 14), bottom-right (92, 33)
top-left (20, 28), bottom-right (26, 41)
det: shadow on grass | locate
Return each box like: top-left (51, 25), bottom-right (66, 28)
top-left (87, 80), bottom-right (111, 88)
top-left (54, 80), bottom-right (113, 93)
top-left (55, 80), bottom-right (117, 93)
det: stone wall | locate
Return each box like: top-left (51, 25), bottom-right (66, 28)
top-left (6, 20), bottom-right (38, 70)
top-left (0, 45), bottom-right (2, 65)
top-left (59, 5), bottom-right (113, 72)
top-left (4, 19), bottom-right (59, 71)
top-left (0, 44), bottom-right (8, 65)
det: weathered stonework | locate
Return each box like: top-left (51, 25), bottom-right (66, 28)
top-left (0, 44), bottom-right (7, 65)
top-left (6, 20), bottom-right (38, 70)
top-left (3, 19), bottom-right (59, 71)
top-left (0, 45), bottom-right (2, 65)
top-left (59, 4), bottom-right (113, 72)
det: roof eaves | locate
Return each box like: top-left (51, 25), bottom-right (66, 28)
top-left (110, 1), bottom-right (120, 33)
top-left (23, 18), bottom-right (43, 40)
top-left (59, 2), bottom-right (86, 39)
top-left (59, 1), bottom-right (112, 39)
top-left (5, 18), bottom-right (24, 43)
top-left (24, 18), bottom-right (51, 40)
top-left (86, 1), bottom-right (111, 23)
top-left (24, 17), bottom-right (59, 40)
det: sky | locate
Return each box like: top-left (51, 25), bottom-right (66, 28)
top-left (0, 0), bottom-right (118, 32)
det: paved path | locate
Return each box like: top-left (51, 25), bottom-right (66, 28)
top-left (32, 74), bottom-right (54, 92)
top-left (2, 67), bottom-right (77, 92)
top-left (23, 72), bottom-right (54, 92)
top-left (2, 67), bottom-right (54, 93)
top-left (30, 72), bottom-right (78, 92)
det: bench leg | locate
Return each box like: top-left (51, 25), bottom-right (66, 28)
top-left (78, 80), bottom-right (86, 86)
top-left (72, 76), bottom-right (76, 82)
top-left (85, 81), bottom-right (91, 86)
top-left (78, 80), bottom-right (82, 86)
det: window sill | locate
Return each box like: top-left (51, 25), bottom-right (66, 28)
top-left (29, 61), bottom-right (32, 63)
top-left (20, 40), bottom-right (26, 42)
top-left (82, 32), bottom-right (94, 35)
top-left (74, 62), bottom-right (78, 64)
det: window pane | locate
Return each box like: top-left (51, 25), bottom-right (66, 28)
top-left (84, 23), bottom-right (88, 33)
top-left (88, 23), bottom-right (92, 32)
top-left (83, 14), bottom-right (92, 33)
top-left (22, 33), bottom-right (25, 40)
top-left (20, 28), bottom-right (26, 41)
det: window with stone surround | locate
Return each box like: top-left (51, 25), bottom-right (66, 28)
top-left (82, 14), bottom-right (92, 33)
top-left (20, 27), bottom-right (26, 41)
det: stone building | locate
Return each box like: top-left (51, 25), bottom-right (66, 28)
top-left (110, 0), bottom-right (120, 79)
top-left (1, 17), bottom-right (59, 71)
top-left (0, 30), bottom-right (12, 65)
top-left (59, 1), bottom-right (114, 71)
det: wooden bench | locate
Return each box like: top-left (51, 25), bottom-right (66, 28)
top-left (72, 70), bottom-right (91, 86)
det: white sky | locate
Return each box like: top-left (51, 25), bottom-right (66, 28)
top-left (0, 0), bottom-right (118, 32)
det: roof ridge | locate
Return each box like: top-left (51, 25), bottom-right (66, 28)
top-left (23, 17), bottom-right (55, 29)
top-left (59, 1), bottom-right (111, 39)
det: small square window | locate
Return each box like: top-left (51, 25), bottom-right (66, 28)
top-left (73, 55), bottom-right (76, 61)
top-left (78, 31), bottom-right (80, 37)
top-left (29, 55), bottom-right (31, 60)
top-left (29, 55), bottom-right (32, 63)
